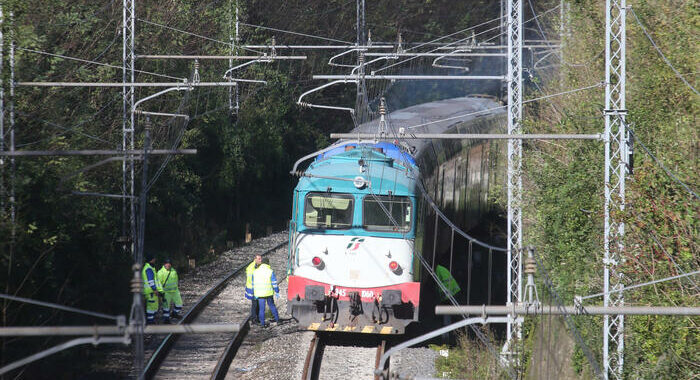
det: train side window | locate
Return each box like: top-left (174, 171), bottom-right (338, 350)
top-left (363, 195), bottom-right (412, 232)
top-left (303, 193), bottom-right (354, 229)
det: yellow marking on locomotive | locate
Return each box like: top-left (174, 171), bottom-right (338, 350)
top-left (343, 326), bottom-right (357, 332)
top-left (380, 326), bottom-right (393, 334)
top-left (309, 323), bottom-right (320, 331)
top-left (361, 326), bottom-right (375, 333)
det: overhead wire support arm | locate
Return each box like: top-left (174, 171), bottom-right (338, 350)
top-left (364, 52), bottom-right (506, 57)
top-left (329, 133), bottom-right (603, 140)
top-left (297, 79), bottom-right (358, 115)
top-left (435, 305), bottom-right (700, 316)
top-left (136, 54), bottom-right (306, 60)
top-left (243, 44), bottom-right (393, 49)
top-left (222, 58), bottom-right (272, 83)
top-left (17, 82), bottom-right (246, 87)
top-left (312, 75), bottom-right (505, 80)
top-left (328, 48), bottom-right (364, 68)
top-left (0, 150), bottom-right (197, 157)
top-left (133, 110), bottom-right (189, 120)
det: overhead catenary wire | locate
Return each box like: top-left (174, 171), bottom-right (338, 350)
top-left (17, 47), bottom-right (184, 81)
top-left (405, 82), bottom-right (604, 130)
top-left (373, 5), bottom-right (562, 74)
top-left (627, 126), bottom-right (699, 200)
top-left (237, 22), bottom-right (352, 44)
top-left (0, 293), bottom-right (122, 321)
top-left (579, 270), bottom-right (700, 301)
top-left (629, 8), bottom-right (699, 96)
top-left (136, 18), bottom-right (263, 54)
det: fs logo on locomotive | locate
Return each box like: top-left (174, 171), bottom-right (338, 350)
top-left (346, 237), bottom-right (365, 253)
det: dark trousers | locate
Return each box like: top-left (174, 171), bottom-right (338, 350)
top-left (250, 298), bottom-right (259, 322)
top-left (257, 296), bottom-right (279, 326)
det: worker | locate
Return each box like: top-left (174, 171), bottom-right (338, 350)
top-left (157, 258), bottom-right (183, 324)
top-left (245, 254), bottom-right (262, 323)
top-left (142, 254), bottom-right (163, 325)
top-left (435, 264), bottom-right (461, 301)
top-left (252, 257), bottom-right (280, 327)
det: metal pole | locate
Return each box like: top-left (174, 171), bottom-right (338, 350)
top-left (313, 75), bottom-right (505, 80)
top-left (0, 5), bottom-right (5, 362)
top-left (228, 0), bottom-right (234, 114)
top-left (0, 5), bottom-right (4, 218)
top-left (135, 55), bottom-right (306, 60)
top-left (435, 305), bottom-right (700, 316)
top-left (17, 82), bottom-right (249, 87)
top-left (0, 336), bottom-right (130, 375)
top-left (505, 0), bottom-right (524, 366)
top-left (9, 10), bottom-right (16, 306)
top-left (122, 0), bottom-right (141, 374)
top-left (329, 133), bottom-right (602, 140)
top-left (0, 323), bottom-right (242, 336)
top-left (375, 317), bottom-right (510, 379)
top-left (603, 0), bottom-right (627, 375)
top-left (0, 149), bottom-right (196, 157)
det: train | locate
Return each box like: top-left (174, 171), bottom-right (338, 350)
top-left (286, 95), bottom-right (507, 334)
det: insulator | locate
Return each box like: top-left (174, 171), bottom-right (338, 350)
top-left (524, 257), bottom-right (537, 275)
top-left (131, 278), bottom-right (143, 293)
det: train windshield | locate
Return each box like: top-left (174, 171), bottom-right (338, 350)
top-left (304, 193), bottom-right (354, 229)
top-left (363, 195), bottom-right (412, 232)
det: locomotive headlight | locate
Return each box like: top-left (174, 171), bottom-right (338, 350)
top-left (388, 261), bottom-right (402, 274)
top-left (312, 256), bottom-right (325, 269)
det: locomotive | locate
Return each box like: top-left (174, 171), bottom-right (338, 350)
top-left (286, 96), bottom-right (506, 334)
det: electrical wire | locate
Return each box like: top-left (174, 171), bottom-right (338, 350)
top-left (136, 18), bottom-right (262, 54)
top-left (0, 293), bottom-right (121, 321)
top-left (17, 47), bottom-right (184, 81)
top-left (374, 5), bottom-right (561, 74)
top-left (237, 22), bottom-right (352, 44)
top-left (627, 127), bottom-right (699, 200)
top-left (15, 104), bottom-right (116, 147)
top-left (530, 251), bottom-right (604, 378)
top-left (580, 270), bottom-right (700, 301)
top-left (630, 8), bottom-right (699, 96)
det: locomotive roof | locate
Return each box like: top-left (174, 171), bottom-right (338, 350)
top-left (297, 146), bottom-right (418, 196)
top-left (350, 96), bottom-right (505, 154)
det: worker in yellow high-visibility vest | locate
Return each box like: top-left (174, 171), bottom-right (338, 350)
top-left (245, 254), bottom-right (262, 323)
top-left (251, 258), bottom-right (280, 327)
top-left (157, 258), bottom-right (182, 324)
top-left (142, 254), bottom-right (163, 325)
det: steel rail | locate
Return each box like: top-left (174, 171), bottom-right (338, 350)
top-left (210, 316), bottom-right (252, 380)
top-left (374, 340), bottom-right (390, 380)
top-left (142, 240), bottom-right (288, 379)
top-left (302, 333), bottom-right (326, 380)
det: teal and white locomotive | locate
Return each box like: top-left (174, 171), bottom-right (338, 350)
top-left (287, 96), bottom-right (507, 334)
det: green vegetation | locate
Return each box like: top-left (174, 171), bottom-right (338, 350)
top-left (0, 0), bottom-right (695, 378)
top-left (521, 0), bottom-right (699, 377)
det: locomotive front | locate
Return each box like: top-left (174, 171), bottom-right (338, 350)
top-left (287, 143), bottom-right (421, 334)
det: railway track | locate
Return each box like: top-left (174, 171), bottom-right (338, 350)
top-left (302, 332), bottom-right (391, 380)
top-left (142, 240), bottom-right (287, 380)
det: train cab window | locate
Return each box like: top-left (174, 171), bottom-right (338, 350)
top-left (363, 195), bottom-right (412, 232)
top-left (304, 193), bottom-right (354, 229)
